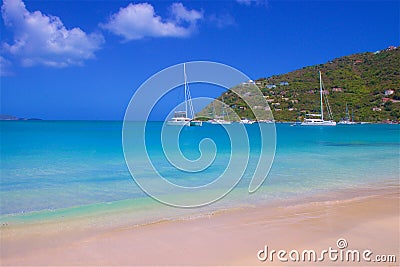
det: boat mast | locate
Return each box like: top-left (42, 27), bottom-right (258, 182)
top-left (184, 63), bottom-right (188, 118)
top-left (222, 95), bottom-right (225, 120)
top-left (319, 71), bottom-right (324, 121)
top-left (212, 101), bottom-right (215, 119)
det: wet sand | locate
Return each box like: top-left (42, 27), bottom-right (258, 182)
top-left (1, 184), bottom-right (399, 265)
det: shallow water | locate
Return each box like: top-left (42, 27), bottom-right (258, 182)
top-left (1, 121), bottom-right (399, 222)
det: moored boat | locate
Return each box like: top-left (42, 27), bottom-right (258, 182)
top-left (301, 71), bottom-right (336, 126)
top-left (167, 63), bottom-right (202, 127)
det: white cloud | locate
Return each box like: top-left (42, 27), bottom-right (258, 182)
top-left (236, 0), bottom-right (252, 6)
top-left (0, 56), bottom-right (13, 76)
top-left (101, 2), bottom-right (203, 41)
top-left (1, 0), bottom-right (104, 67)
top-left (236, 0), bottom-right (268, 6)
top-left (170, 3), bottom-right (202, 24)
top-left (209, 13), bottom-right (236, 29)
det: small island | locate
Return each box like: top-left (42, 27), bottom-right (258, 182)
top-left (0, 114), bottom-right (42, 121)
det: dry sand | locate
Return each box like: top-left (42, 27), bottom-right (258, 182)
top-left (1, 185), bottom-right (399, 266)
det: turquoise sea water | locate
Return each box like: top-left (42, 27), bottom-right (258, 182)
top-left (0, 121), bottom-right (399, 222)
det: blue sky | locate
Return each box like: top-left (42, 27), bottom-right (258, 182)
top-left (1, 0), bottom-right (399, 120)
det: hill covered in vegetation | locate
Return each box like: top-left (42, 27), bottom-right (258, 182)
top-left (199, 46), bottom-right (400, 122)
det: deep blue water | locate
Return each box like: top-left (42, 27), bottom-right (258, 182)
top-left (0, 121), bottom-right (399, 217)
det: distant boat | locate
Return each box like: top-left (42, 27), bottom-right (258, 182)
top-left (290, 120), bottom-right (302, 126)
top-left (167, 63), bottom-right (201, 127)
top-left (239, 118), bottom-right (254, 124)
top-left (210, 119), bottom-right (232, 125)
top-left (338, 103), bottom-right (357, 125)
top-left (301, 71), bottom-right (336, 126)
top-left (210, 96), bottom-right (232, 125)
top-left (257, 119), bottom-right (275, 124)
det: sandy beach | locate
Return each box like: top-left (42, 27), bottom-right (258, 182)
top-left (1, 182), bottom-right (398, 266)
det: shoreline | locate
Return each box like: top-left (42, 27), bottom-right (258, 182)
top-left (1, 181), bottom-right (398, 265)
top-left (1, 179), bottom-right (397, 229)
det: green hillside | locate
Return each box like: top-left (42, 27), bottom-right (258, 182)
top-left (198, 46), bottom-right (400, 122)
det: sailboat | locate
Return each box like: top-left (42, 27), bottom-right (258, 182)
top-left (338, 103), bottom-right (356, 125)
top-left (210, 96), bottom-right (232, 124)
top-left (301, 71), bottom-right (336, 126)
top-left (167, 63), bottom-right (202, 126)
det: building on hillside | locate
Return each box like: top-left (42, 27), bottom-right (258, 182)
top-left (384, 89), bottom-right (395, 96)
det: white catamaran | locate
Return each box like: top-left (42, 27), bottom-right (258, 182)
top-left (301, 71), bottom-right (336, 126)
top-left (167, 63), bottom-right (202, 126)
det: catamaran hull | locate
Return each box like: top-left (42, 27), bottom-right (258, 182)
top-left (166, 121), bottom-right (190, 126)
